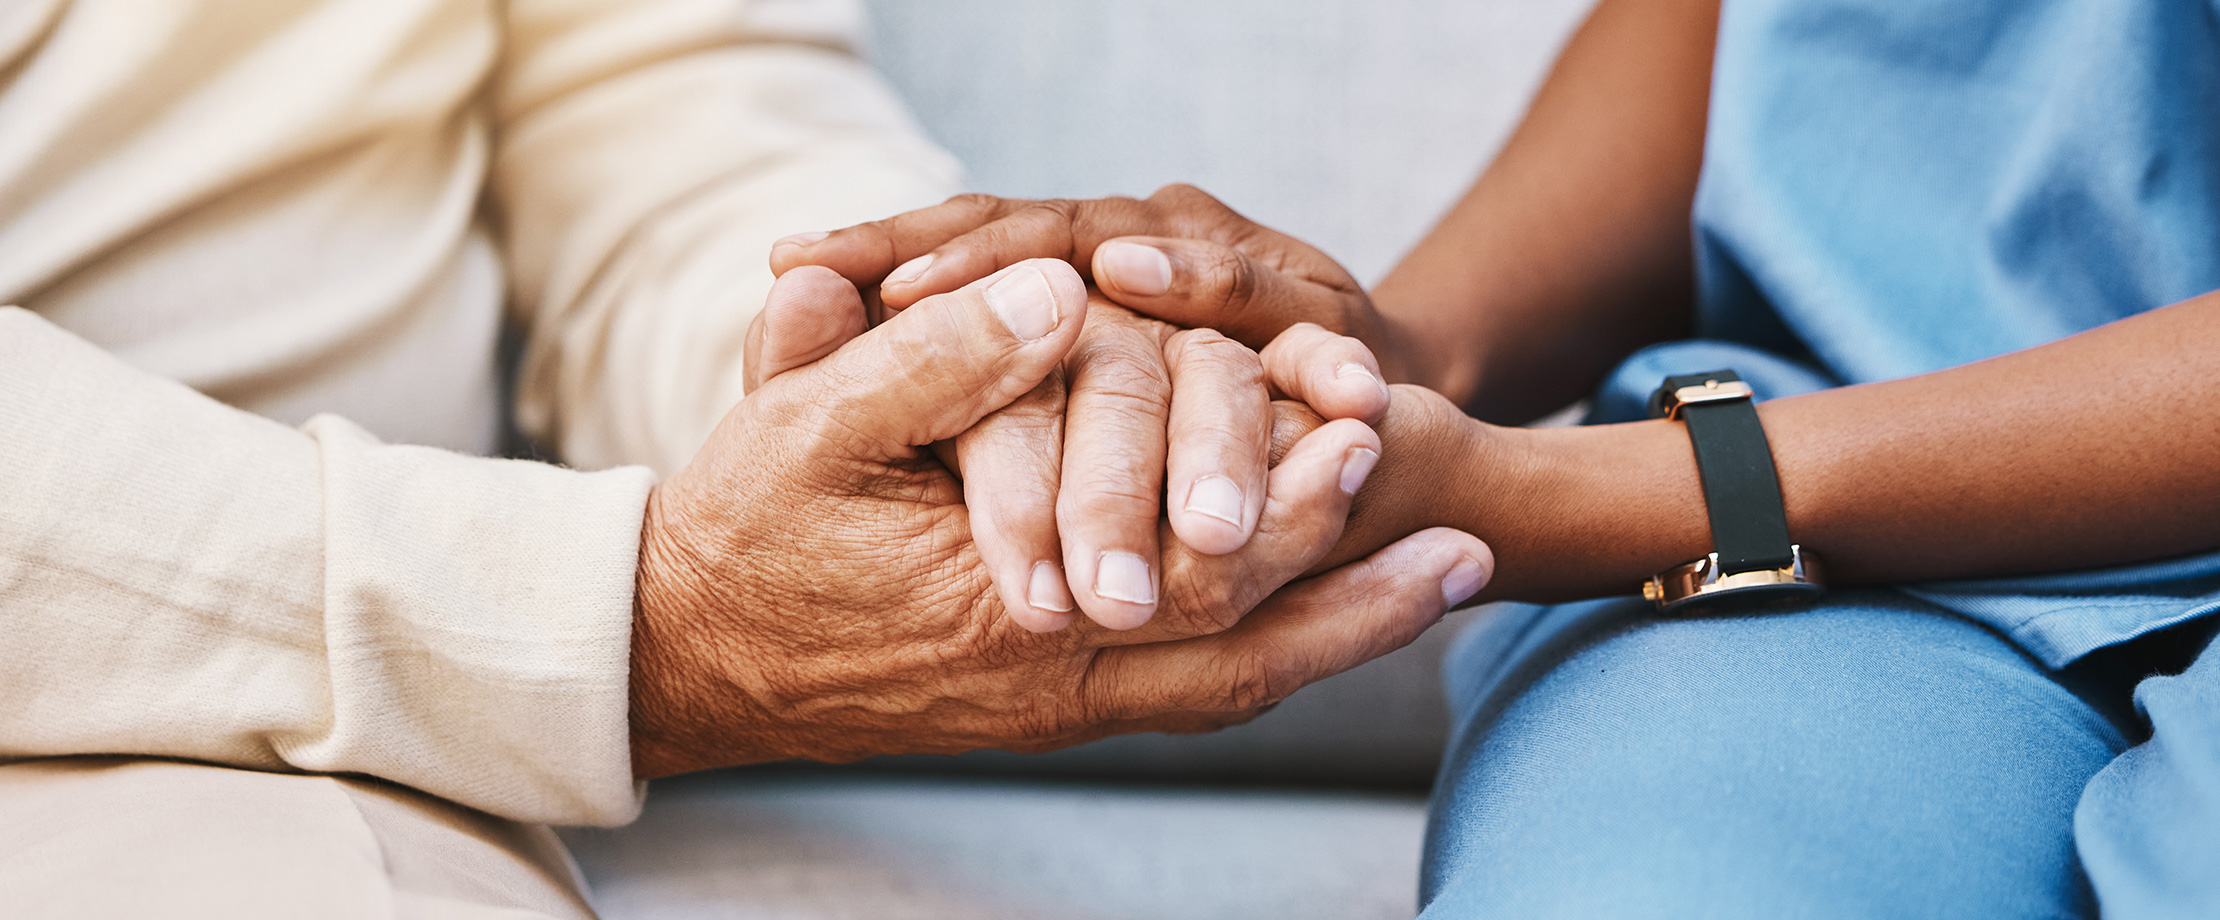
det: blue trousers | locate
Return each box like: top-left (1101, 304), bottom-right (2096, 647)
top-left (1418, 591), bottom-right (2220, 918)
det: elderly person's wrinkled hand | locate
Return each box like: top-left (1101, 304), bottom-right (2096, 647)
top-left (764, 189), bottom-right (1404, 631)
top-left (630, 258), bottom-right (1492, 778)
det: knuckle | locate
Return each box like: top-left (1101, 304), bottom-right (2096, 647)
top-left (1014, 698), bottom-right (1089, 743)
top-left (1071, 195), bottom-right (1144, 229)
top-left (1219, 251), bottom-right (1260, 309)
top-left (1162, 569), bottom-right (1246, 635)
top-left (1385, 383), bottom-right (1457, 424)
top-left (1169, 329), bottom-right (1264, 380)
top-left (1168, 325), bottom-right (1233, 352)
top-left (1267, 401), bottom-right (1323, 467)
top-left (1148, 183), bottom-right (1217, 207)
top-left (1203, 257), bottom-right (1274, 338)
top-left (1066, 472), bottom-right (1164, 519)
top-left (946, 192), bottom-right (1007, 214)
top-left (1220, 651), bottom-right (1288, 711)
top-left (1069, 339), bottom-right (1174, 402)
top-left (1145, 184), bottom-right (1244, 235)
top-left (1269, 399), bottom-right (1328, 434)
top-left (981, 205), bottom-right (1081, 259)
top-left (1070, 367), bottom-right (1172, 418)
top-left (969, 403), bottom-right (1065, 443)
top-left (1188, 243), bottom-right (1246, 296)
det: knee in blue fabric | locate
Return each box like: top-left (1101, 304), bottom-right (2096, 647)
top-left (2075, 622), bottom-right (2220, 920)
top-left (1422, 592), bottom-right (2124, 919)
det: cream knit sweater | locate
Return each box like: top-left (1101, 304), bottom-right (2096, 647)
top-left (0, 0), bottom-right (960, 826)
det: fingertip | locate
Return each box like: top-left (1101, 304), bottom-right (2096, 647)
top-left (1323, 416), bottom-right (1384, 453)
top-left (1018, 257), bottom-right (1090, 308)
top-left (884, 252), bottom-right (935, 290)
top-left (1331, 362), bottom-right (1393, 424)
top-left (952, 258), bottom-right (1088, 344)
top-left (1076, 550), bottom-right (1159, 631)
top-left (1024, 560), bottom-right (1079, 623)
top-left (770, 262), bottom-right (849, 293)
top-left (1412, 527), bottom-right (1494, 610)
top-left (756, 266), bottom-right (867, 385)
top-left (1170, 474), bottom-right (1252, 556)
top-left (1087, 606), bottom-right (1157, 632)
top-left (1170, 520), bottom-right (1248, 558)
top-left (769, 230), bottom-right (830, 271)
top-left (1096, 239), bottom-right (1173, 297)
top-left (1273, 416), bottom-right (1380, 489)
top-left (1339, 445), bottom-right (1380, 496)
top-left (876, 255), bottom-right (944, 310)
top-left (775, 230), bottom-right (830, 248)
top-left (763, 265), bottom-right (865, 329)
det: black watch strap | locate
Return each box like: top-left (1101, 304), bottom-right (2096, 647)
top-left (1648, 370), bottom-right (1794, 574)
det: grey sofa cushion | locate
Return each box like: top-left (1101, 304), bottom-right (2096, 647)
top-left (564, 771), bottom-right (1429, 920)
top-left (863, 607), bottom-right (1485, 788)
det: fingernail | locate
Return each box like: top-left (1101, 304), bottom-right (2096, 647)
top-left (886, 253), bottom-right (935, 287)
top-left (1094, 551), bottom-right (1157, 605)
top-left (774, 230), bottom-right (829, 250)
top-left (1442, 557), bottom-right (1487, 608)
top-left (1098, 241), bottom-right (1172, 296)
top-left (985, 266), bottom-right (1060, 342)
top-left (1339, 447), bottom-right (1379, 495)
top-left (1337, 362), bottom-right (1389, 398)
top-left (1184, 475), bottom-right (1245, 526)
top-left (1028, 561), bottom-right (1076, 613)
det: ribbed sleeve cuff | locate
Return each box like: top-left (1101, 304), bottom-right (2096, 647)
top-left (293, 415), bottom-right (655, 826)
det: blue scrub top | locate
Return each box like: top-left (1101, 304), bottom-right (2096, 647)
top-left (1586, 0), bottom-right (2220, 666)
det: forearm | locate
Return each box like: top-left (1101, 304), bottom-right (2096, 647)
top-left (0, 309), bottom-right (653, 826)
top-left (1404, 293), bottom-right (2220, 602)
top-left (1371, 0), bottom-right (1720, 423)
top-left (494, 0), bottom-right (960, 474)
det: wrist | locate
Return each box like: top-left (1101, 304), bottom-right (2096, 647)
top-left (628, 484), bottom-right (780, 779)
top-left (1366, 291), bottom-right (1475, 403)
top-left (1459, 418), bottom-right (1712, 603)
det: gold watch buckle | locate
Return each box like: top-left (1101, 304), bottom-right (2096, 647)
top-left (1658, 378), bottom-right (1755, 420)
top-left (1643, 544), bottom-right (1825, 613)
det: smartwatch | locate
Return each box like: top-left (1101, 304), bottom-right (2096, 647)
top-left (1642, 370), bottom-right (1824, 614)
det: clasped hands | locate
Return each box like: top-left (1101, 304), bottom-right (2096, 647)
top-left (629, 186), bottom-right (1494, 779)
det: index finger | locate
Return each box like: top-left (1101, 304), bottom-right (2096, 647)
top-left (1258, 323), bottom-right (1393, 424)
top-left (1161, 327), bottom-right (1271, 556)
top-left (869, 197), bottom-right (1175, 310)
top-left (769, 194), bottom-right (1032, 286)
top-left (784, 185), bottom-right (1263, 315)
top-left (1056, 305), bottom-right (1175, 631)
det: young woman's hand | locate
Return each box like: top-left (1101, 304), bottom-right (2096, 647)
top-left (769, 185), bottom-right (1425, 389)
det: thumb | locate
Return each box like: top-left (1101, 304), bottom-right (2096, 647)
top-left (1092, 236), bottom-right (1349, 348)
top-left (764, 258), bottom-right (1088, 456)
top-left (744, 266), bottom-right (868, 393)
